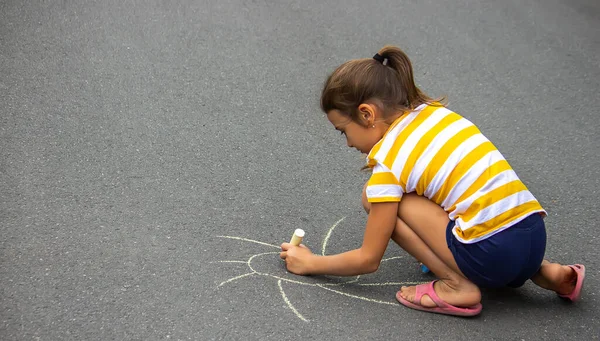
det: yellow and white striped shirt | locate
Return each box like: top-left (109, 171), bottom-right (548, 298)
top-left (365, 103), bottom-right (546, 244)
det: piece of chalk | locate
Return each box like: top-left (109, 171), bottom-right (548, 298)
top-left (289, 228), bottom-right (305, 246)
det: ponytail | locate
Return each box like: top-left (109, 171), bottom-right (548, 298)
top-left (377, 46), bottom-right (438, 110)
top-left (321, 45), bottom-right (445, 121)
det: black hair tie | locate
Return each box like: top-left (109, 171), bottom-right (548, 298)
top-left (373, 53), bottom-right (385, 64)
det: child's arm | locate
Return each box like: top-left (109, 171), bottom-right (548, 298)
top-left (281, 201), bottom-right (398, 276)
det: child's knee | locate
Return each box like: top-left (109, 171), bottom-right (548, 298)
top-left (362, 182), bottom-right (370, 214)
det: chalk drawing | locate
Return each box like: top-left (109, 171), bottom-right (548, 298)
top-left (214, 217), bottom-right (426, 322)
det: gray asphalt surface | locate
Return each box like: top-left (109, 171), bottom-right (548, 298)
top-left (1, 0), bottom-right (599, 340)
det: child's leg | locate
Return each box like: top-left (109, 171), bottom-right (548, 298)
top-left (392, 217), bottom-right (481, 308)
top-left (531, 260), bottom-right (578, 295)
top-left (362, 186), bottom-right (480, 308)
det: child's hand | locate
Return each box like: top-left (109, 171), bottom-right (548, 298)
top-left (280, 243), bottom-right (315, 275)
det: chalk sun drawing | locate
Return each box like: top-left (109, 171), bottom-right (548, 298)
top-left (214, 217), bottom-right (424, 322)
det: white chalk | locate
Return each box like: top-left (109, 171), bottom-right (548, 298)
top-left (289, 229), bottom-right (305, 246)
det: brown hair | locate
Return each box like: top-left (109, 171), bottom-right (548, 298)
top-left (320, 45), bottom-right (445, 123)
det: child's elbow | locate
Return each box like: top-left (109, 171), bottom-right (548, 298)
top-left (359, 252), bottom-right (381, 274)
top-left (364, 260), bottom-right (380, 274)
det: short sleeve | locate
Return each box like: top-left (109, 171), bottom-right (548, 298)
top-left (366, 162), bottom-right (404, 203)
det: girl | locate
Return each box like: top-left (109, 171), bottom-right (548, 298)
top-left (280, 45), bottom-right (585, 317)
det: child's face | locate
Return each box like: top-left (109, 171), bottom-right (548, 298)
top-left (327, 109), bottom-right (384, 154)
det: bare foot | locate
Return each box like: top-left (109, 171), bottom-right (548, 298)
top-left (555, 266), bottom-right (578, 296)
top-left (399, 279), bottom-right (481, 308)
top-left (531, 260), bottom-right (578, 295)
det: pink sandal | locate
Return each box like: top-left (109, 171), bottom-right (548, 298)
top-left (396, 280), bottom-right (482, 317)
top-left (558, 264), bottom-right (585, 302)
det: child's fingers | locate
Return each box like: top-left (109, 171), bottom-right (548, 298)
top-left (280, 251), bottom-right (287, 259)
top-left (280, 243), bottom-right (292, 251)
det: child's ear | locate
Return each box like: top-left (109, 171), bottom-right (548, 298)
top-left (358, 103), bottom-right (377, 125)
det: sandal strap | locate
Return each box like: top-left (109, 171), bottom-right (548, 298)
top-left (412, 281), bottom-right (434, 305)
top-left (424, 281), bottom-right (451, 308)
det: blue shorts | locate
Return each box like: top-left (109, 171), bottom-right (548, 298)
top-left (446, 213), bottom-right (546, 288)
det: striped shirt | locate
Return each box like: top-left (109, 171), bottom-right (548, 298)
top-left (365, 103), bottom-right (546, 244)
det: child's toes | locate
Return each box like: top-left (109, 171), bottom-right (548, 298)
top-left (399, 286), bottom-right (413, 300)
top-left (399, 285), bottom-right (437, 308)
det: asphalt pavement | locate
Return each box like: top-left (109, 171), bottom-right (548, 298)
top-left (1, 0), bottom-right (599, 340)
